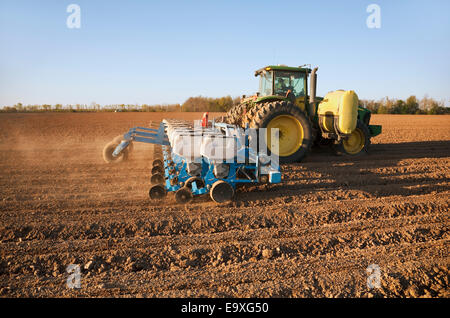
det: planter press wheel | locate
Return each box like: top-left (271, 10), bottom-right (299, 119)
top-left (185, 177), bottom-right (205, 190)
top-left (149, 184), bottom-right (167, 200)
top-left (210, 180), bottom-right (234, 203)
top-left (152, 159), bottom-right (163, 167)
top-left (151, 165), bottom-right (164, 174)
top-left (150, 173), bottom-right (165, 185)
top-left (175, 187), bottom-right (193, 204)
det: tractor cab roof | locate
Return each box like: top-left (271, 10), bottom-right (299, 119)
top-left (255, 65), bottom-right (311, 77)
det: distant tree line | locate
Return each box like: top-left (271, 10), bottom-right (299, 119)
top-left (181, 96), bottom-right (240, 112)
top-left (0, 96), bottom-right (239, 113)
top-left (1, 95), bottom-right (448, 114)
top-left (360, 95), bottom-right (449, 115)
top-left (0, 102), bottom-right (184, 113)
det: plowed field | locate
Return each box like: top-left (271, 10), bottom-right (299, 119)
top-left (0, 112), bottom-right (449, 297)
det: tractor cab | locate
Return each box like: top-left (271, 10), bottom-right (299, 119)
top-left (255, 65), bottom-right (310, 99)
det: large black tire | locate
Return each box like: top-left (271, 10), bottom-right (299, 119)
top-left (334, 120), bottom-right (371, 156)
top-left (248, 101), bottom-right (313, 163)
top-left (225, 103), bottom-right (247, 126)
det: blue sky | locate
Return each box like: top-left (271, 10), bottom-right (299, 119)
top-left (0, 0), bottom-right (449, 106)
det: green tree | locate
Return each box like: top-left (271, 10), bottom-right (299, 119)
top-left (391, 99), bottom-right (404, 114)
top-left (182, 96), bottom-right (210, 112)
top-left (404, 96), bottom-right (419, 114)
top-left (15, 103), bottom-right (23, 112)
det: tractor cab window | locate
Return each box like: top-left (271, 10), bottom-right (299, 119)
top-left (274, 72), bottom-right (305, 97)
top-left (258, 71), bottom-right (273, 96)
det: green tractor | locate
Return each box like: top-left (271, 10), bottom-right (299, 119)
top-left (225, 65), bottom-right (382, 163)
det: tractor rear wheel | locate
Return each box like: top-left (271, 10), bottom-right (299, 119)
top-left (225, 103), bottom-right (246, 126)
top-left (334, 120), bottom-right (371, 156)
top-left (248, 101), bottom-right (313, 163)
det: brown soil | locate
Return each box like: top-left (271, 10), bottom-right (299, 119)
top-left (0, 112), bottom-right (448, 298)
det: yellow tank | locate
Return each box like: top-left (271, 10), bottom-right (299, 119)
top-left (317, 90), bottom-right (359, 135)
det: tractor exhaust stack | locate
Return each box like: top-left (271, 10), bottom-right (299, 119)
top-left (309, 67), bottom-right (318, 118)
